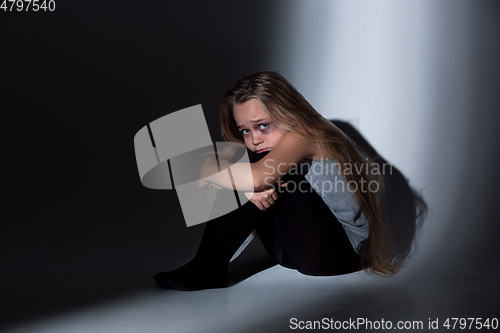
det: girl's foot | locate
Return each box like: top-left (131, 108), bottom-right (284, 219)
top-left (153, 265), bottom-right (229, 291)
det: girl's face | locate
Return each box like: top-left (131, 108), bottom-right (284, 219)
top-left (233, 99), bottom-right (286, 153)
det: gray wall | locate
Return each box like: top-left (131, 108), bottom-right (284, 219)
top-left (265, 0), bottom-right (500, 276)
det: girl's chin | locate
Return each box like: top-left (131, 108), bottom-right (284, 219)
top-left (247, 149), bottom-right (271, 163)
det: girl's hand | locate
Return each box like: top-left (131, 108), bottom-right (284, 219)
top-left (244, 187), bottom-right (279, 210)
top-left (196, 156), bottom-right (217, 190)
top-left (196, 155), bottom-right (230, 190)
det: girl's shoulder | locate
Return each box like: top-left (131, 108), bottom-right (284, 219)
top-left (309, 142), bottom-right (334, 161)
top-left (283, 131), bottom-right (334, 161)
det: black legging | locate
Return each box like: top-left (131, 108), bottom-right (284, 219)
top-left (192, 150), bottom-right (361, 278)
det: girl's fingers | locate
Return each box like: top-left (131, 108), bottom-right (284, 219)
top-left (247, 186), bottom-right (280, 210)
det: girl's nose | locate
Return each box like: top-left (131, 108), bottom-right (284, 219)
top-left (252, 134), bottom-right (263, 146)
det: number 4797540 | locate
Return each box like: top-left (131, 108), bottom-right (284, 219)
top-left (1, 0), bottom-right (56, 11)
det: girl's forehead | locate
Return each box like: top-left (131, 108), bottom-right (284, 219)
top-left (233, 99), bottom-right (268, 123)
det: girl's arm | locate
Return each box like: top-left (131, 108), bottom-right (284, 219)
top-left (197, 132), bottom-right (315, 192)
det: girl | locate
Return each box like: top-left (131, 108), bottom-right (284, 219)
top-left (154, 71), bottom-right (400, 290)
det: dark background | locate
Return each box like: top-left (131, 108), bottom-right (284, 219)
top-left (1, 1), bottom-right (279, 328)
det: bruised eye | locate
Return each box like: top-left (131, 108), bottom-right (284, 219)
top-left (241, 123), bottom-right (269, 135)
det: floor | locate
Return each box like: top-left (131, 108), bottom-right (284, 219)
top-left (2, 237), bottom-right (498, 333)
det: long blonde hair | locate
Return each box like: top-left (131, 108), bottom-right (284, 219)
top-left (220, 71), bottom-right (400, 275)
